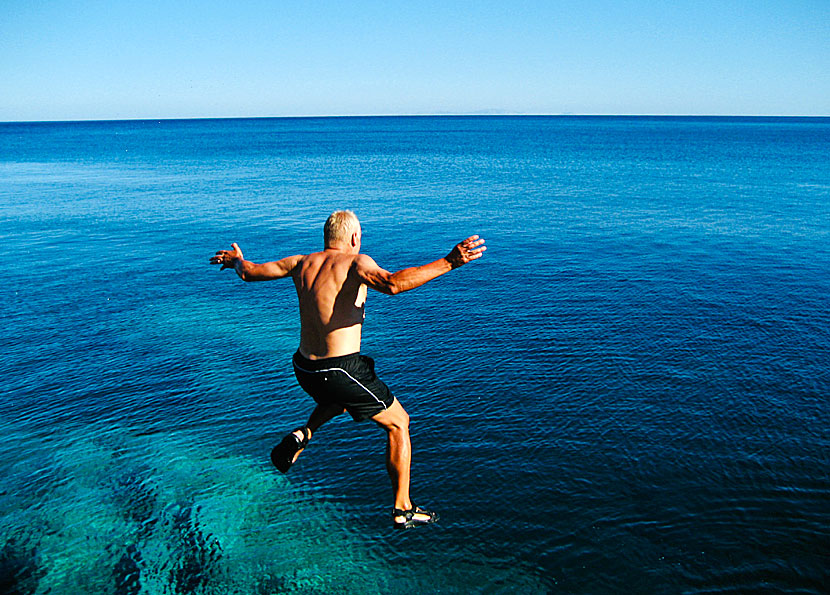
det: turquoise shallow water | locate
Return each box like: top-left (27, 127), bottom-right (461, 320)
top-left (1, 116), bottom-right (828, 593)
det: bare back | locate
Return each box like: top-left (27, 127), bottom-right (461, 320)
top-left (292, 249), bottom-right (368, 359)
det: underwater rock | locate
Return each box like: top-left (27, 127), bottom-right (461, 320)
top-left (168, 506), bottom-right (223, 594)
top-left (111, 468), bottom-right (158, 530)
top-left (0, 536), bottom-right (42, 595)
top-left (113, 544), bottom-right (142, 595)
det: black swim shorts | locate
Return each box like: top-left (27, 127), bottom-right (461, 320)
top-left (292, 351), bottom-right (395, 421)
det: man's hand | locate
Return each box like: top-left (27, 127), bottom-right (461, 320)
top-left (446, 235), bottom-right (486, 269)
top-left (210, 245), bottom-right (303, 282)
top-left (210, 243), bottom-right (244, 270)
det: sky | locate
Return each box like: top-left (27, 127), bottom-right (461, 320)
top-left (1, 0), bottom-right (828, 121)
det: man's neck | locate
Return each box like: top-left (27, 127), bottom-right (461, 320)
top-left (325, 243), bottom-right (358, 255)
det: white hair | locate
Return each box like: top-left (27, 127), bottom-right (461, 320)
top-left (323, 210), bottom-right (360, 247)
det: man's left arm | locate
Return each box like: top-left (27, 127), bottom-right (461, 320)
top-left (210, 243), bottom-right (302, 281)
top-left (354, 235), bottom-right (486, 295)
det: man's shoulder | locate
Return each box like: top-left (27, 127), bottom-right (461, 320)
top-left (354, 252), bottom-right (378, 267)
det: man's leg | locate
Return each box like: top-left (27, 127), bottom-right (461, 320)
top-left (372, 399), bottom-right (435, 525)
top-left (287, 402), bottom-right (346, 463)
top-left (371, 399), bottom-right (412, 510)
top-left (273, 403), bottom-right (344, 472)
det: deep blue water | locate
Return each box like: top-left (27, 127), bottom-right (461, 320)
top-left (1, 116), bottom-right (828, 593)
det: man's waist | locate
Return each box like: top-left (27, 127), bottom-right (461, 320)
top-left (294, 349), bottom-right (363, 369)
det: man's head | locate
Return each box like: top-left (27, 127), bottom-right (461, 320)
top-left (324, 210), bottom-right (361, 252)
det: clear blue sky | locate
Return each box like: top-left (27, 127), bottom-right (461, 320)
top-left (2, 0), bottom-right (828, 121)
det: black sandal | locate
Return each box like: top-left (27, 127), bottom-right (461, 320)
top-left (392, 505), bottom-right (439, 530)
top-left (270, 427), bottom-right (310, 473)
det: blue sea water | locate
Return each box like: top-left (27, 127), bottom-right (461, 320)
top-left (1, 116), bottom-right (828, 594)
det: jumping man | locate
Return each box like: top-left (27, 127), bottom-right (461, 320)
top-left (210, 211), bottom-right (486, 529)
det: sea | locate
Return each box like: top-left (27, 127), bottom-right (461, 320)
top-left (1, 116), bottom-right (828, 594)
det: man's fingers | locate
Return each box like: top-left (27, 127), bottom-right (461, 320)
top-left (459, 240), bottom-right (486, 265)
top-left (461, 237), bottom-right (486, 253)
top-left (210, 246), bottom-right (237, 267)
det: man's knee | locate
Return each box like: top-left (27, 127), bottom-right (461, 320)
top-left (372, 399), bottom-right (409, 432)
top-left (389, 409), bottom-right (409, 431)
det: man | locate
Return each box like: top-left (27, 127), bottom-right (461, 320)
top-left (210, 210), bottom-right (486, 529)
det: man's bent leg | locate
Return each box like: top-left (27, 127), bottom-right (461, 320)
top-left (288, 403), bottom-right (346, 459)
top-left (299, 403), bottom-right (346, 442)
top-left (272, 403), bottom-right (345, 473)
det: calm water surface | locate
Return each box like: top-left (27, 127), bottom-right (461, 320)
top-left (1, 116), bottom-right (828, 593)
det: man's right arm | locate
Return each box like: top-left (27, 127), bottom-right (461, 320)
top-left (355, 235), bottom-right (486, 295)
top-left (210, 243), bottom-right (303, 281)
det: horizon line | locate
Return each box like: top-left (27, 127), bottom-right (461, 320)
top-left (2, 113), bottom-right (828, 125)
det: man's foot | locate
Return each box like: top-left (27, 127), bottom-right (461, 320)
top-left (270, 427), bottom-right (310, 473)
top-left (392, 505), bottom-right (439, 530)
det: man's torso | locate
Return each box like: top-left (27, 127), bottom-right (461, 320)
top-left (292, 250), bottom-right (367, 359)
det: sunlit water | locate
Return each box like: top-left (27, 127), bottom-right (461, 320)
top-left (1, 116), bottom-right (828, 593)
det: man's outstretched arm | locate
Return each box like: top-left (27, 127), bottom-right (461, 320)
top-left (210, 243), bottom-right (303, 281)
top-left (355, 235), bottom-right (486, 295)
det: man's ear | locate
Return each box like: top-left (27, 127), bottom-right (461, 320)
top-left (351, 231), bottom-right (359, 247)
